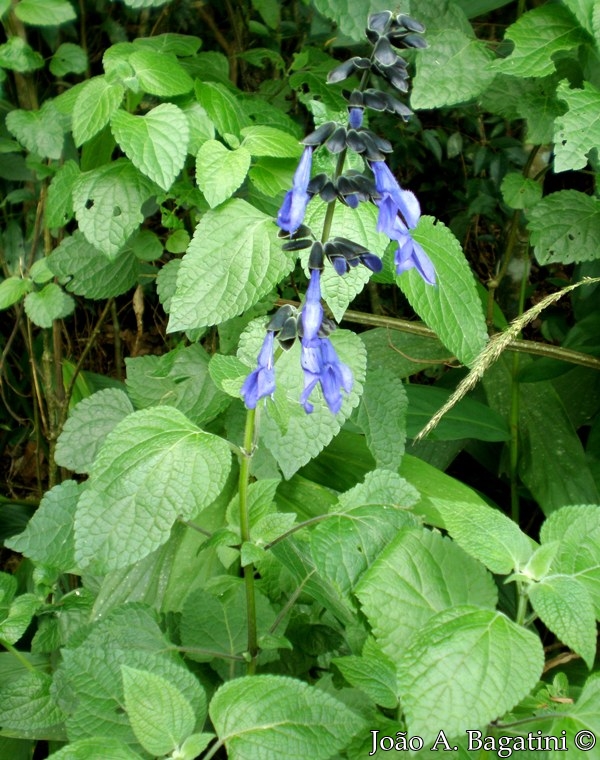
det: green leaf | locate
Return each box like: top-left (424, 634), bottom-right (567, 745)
top-left (406, 385), bottom-right (511, 442)
top-left (168, 199), bottom-right (294, 331)
top-left (333, 638), bottom-right (398, 709)
top-left (195, 140), bottom-right (251, 207)
top-left (6, 103), bottom-right (64, 160)
top-left (180, 580), bottom-right (276, 662)
top-left (356, 528), bottom-right (498, 658)
top-left (432, 499), bottom-right (533, 574)
top-left (181, 102), bottom-right (215, 155)
top-left (240, 125), bottom-right (302, 158)
top-left (493, 366), bottom-right (580, 518)
top-left (195, 81), bottom-right (251, 139)
top-left (165, 229), bottom-right (190, 254)
top-left (505, 367), bottom-right (600, 512)
top-left (248, 157), bottom-right (297, 197)
top-left (73, 77), bottom-right (125, 147)
top-left (74, 407), bottom-right (231, 573)
top-left (527, 190), bottom-right (600, 264)
top-left (356, 362), bottom-right (407, 470)
top-left (304, 201), bottom-right (388, 321)
top-left (412, 30), bottom-right (495, 109)
top-left (337, 469), bottom-right (419, 513)
top-left (72, 159), bottom-right (154, 258)
top-left (209, 353), bottom-right (249, 396)
top-left (0, 276), bottom-right (32, 309)
top-left (48, 232), bottom-right (139, 299)
top-left (55, 389), bottom-right (134, 474)
top-left (311, 0), bottom-right (396, 42)
top-left (501, 173), bottom-right (543, 210)
top-left (6, 480), bottom-right (82, 571)
top-left (550, 672), bottom-right (600, 754)
top-left (131, 229), bottom-right (161, 260)
top-left (45, 737), bottom-right (144, 760)
top-left (121, 0), bottom-right (170, 8)
top-left (541, 505), bottom-right (600, 616)
top-left (528, 575), bottom-right (596, 668)
top-left (210, 674), bottom-right (364, 758)
top-left (125, 344), bottom-right (230, 427)
top-left (30, 259), bottom-right (54, 285)
top-left (311, 506), bottom-right (419, 598)
top-left (55, 605), bottom-right (205, 744)
top-left (129, 50), bottom-right (193, 96)
top-left (493, 4), bottom-right (589, 78)
top-left (50, 43), bottom-right (88, 76)
top-left (480, 73), bottom-right (565, 145)
top-left (398, 217), bottom-right (488, 367)
top-left (397, 607), bottom-right (544, 745)
top-left (258, 329), bottom-right (366, 479)
top-left (523, 541), bottom-right (560, 581)
top-left (0, 671), bottom-right (64, 735)
top-left (177, 734), bottom-right (214, 760)
top-left (14, 0), bottom-right (75, 26)
top-left (121, 666), bottom-right (196, 756)
top-left (46, 160), bottom-right (80, 228)
top-left (0, 37), bottom-right (44, 72)
top-left (0, 593), bottom-right (40, 645)
top-left (132, 33), bottom-right (202, 56)
top-left (111, 104), bottom-right (189, 191)
top-left (251, 0), bottom-right (280, 29)
top-left (554, 80), bottom-right (600, 173)
top-left (24, 283), bottom-right (74, 328)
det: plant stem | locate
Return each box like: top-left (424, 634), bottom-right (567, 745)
top-left (276, 299), bottom-right (600, 371)
top-left (111, 299), bottom-right (123, 381)
top-left (62, 297), bottom-right (114, 417)
top-left (202, 739), bottom-right (225, 760)
top-left (320, 149), bottom-right (348, 244)
top-left (515, 580), bottom-right (529, 626)
top-left (239, 407), bottom-right (258, 674)
top-left (0, 638), bottom-right (37, 672)
top-left (509, 267), bottom-right (528, 524)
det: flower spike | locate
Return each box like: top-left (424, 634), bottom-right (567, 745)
top-left (241, 331), bottom-right (276, 408)
top-left (277, 147), bottom-right (314, 234)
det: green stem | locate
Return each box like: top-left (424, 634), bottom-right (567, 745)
top-left (515, 580), bottom-right (529, 626)
top-left (276, 300), bottom-right (600, 371)
top-left (0, 638), bottom-right (37, 672)
top-left (510, 258), bottom-right (529, 524)
top-left (239, 407), bottom-right (258, 674)
top-left (320, 148), bottom-right (348, 244)
top-left (171, 646), bottom-right (245, 662)
top-left (202, 739), bottom-right (225, 760)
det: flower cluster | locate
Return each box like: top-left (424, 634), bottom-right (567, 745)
top-left (242, 10), bottom-right (434, 415)
top-left (241, 245), bottom-right (354, 415)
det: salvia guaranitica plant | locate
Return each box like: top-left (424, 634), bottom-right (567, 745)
top-left (242, 10), bottom-right (434, 415)
top-left (3, 1), bottom-right (600, 757)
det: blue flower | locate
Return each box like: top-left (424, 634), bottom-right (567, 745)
top-left (300, 336), bottom-right (353, 414)
top-left (371, 160), bottom-right (436, 285)
top-left (241, 331), bottom-right (276, 409)
top-left (348, 107), bottom-right (364, 129)
top-left (301, 268), bottom-right (323, 341)
top-left (277, 147), bottom-right (314, 234)
top-left (392, 217), bottom-right (436, 286)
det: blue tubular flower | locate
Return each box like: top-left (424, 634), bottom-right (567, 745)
top-left (371, 160), bottom-right (436, 285)
top-left (301, 268), bottom-right (323, 341)
top-left (371, 160), bottom-right (416, 232)
top-left (300, 337), bottom-right (353, 414)
top-left (393, 226), bottom-right (436, 285)
top-left (277, 147), bottom-right (314, 233)
top-left (241, 331), bottom-right (276, 409)
top-left (348, 107), bottom-right (364, 129)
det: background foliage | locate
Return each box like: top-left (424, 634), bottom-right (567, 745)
top-left (1, 0), bottom-right (600, 758)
